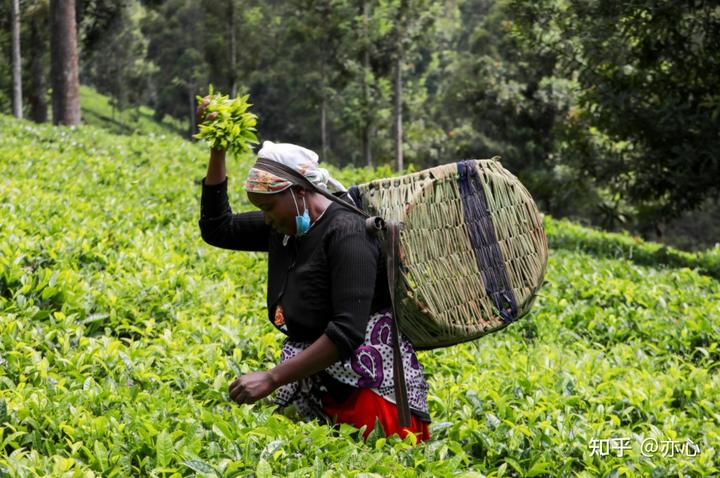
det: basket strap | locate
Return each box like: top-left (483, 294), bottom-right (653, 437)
top-left (385, 220), bottom-right (412, 429)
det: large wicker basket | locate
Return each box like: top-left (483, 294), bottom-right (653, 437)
top-left (354, 159), bottom-right (548, 350)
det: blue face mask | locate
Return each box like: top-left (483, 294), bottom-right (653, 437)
top-left (290, 189), bottom-right (311, 236)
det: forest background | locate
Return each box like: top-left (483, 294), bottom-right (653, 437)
top-left (1, 0), bottom-right (718, 250)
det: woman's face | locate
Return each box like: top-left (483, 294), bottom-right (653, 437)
top-left (247, 188), bottom-right (304, 236)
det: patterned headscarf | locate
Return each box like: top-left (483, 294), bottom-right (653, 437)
top-left (244, 141), bottom-right (346, 194)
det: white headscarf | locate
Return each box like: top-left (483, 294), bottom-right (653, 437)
top-left (244, 141), bottom-right (346, 194)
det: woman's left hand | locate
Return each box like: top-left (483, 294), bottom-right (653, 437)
top-left (229, 372), bottom-right (277, 405)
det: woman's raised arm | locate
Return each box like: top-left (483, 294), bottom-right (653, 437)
top-left (205, 148), bottom-right (227, 185)
top-left (198, 149), bottom-right (271, 252)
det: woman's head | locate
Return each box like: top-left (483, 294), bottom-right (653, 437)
top-left (247, 186), bottom-right (310, 236)
top-left (244, 141), bottom-right (343, 236)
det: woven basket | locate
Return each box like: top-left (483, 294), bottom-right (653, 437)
top-left (354, 158), bottom-right (548, 350)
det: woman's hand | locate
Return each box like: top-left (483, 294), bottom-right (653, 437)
top-left (229, 372), bottom-right (277, 405)
top-left (227, 335), bottom-right (340, 406)
top-left (201, 93), bottom-right (226, 184)
top-left (196, 95), bottom-right (218, 123)
top-left (204, 147), bottom-right (227, 185)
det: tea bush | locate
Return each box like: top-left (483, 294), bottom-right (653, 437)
top-left (0, 116), bottom-right (717, 477)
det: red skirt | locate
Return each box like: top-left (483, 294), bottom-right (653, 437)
top-left (322, 388), bottom-right (430, 443)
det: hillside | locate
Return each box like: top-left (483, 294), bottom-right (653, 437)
top-left (0, 115), bottom-right (718, 477)
top-left (79, 85), bottom-right (186, 138)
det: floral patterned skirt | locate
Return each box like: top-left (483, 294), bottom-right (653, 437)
top-left (274, 309), bottom-right (431, 439)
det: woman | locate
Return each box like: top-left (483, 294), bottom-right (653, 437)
top-left (198, 140), bottom-right (430, 442)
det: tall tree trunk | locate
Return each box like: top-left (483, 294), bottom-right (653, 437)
top-left (29, 19), bottom-right (48, 123)
top-left (50, 0), bottom-right (81, 126)
top-left (362, 0), bottom-right (372, 167)
top-left (321, 97), bottom-right (328, 162)
top-left (228, 0), bottom-right (237, 97)
top-left (394, 1), bottom-right (407, 172)
top-left (320, 60), bottom-right (328, 163)
top-left (188, 90), bottom-right (196, 139)
top-left (394, 54), bottom-right (403, 172)
top-left (11, 0), bottom-right (23, 119)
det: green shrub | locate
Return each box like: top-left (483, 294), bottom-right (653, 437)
top-left (0, 115), bottom-right (717, 476)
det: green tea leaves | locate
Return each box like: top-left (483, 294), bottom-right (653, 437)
top-left (156, 429), bottom-right (174, 469)
top-left (182, 459), bottom-right (218, 476)
top-left (194, 87), bottom-right (259, 156)
top-left (1, 114), bottom-right (718, 476)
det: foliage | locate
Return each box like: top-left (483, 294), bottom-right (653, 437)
top-left (141, 0), bottom-right (208, 134)
top-left (1, 0), bottom-right (718, 246)
top-left (544, 216), bottom-right (720, 281)
top-left (1, 115), bottom-right (718, 476)
top-left (82, 0), bottom-right (157, 113)
top-left (193, 88), bottom-right (259, 156)
top-left (510, 0), bottom-right (720, 224)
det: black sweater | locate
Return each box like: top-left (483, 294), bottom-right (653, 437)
top-left (199, 177), bottom-right (391, 360)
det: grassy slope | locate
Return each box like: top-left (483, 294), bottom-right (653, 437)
top-left (79, 85), bottom-right (187, 138)
top-left (0, 115), bottom-right (718, 477)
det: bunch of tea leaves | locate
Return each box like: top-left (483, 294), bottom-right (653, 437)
top-left (194, 86), bottom-right (258, 155)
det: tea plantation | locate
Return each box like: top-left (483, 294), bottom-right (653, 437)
top-left (0, 115), bottom-right (718, 477)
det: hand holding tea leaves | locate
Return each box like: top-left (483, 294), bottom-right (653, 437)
top-left (194, 86), bottom-right (259, 155)
top-left (229, 372), bottom-right (276, 405)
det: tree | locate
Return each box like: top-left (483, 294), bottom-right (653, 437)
top-left (432, 0), bottom-right (582, 215)
top-left (387, 0), bottom-right (442, 171)
top-left (11, 0), bottom-right (22, 118)
top-left (26, 0), bottom-right (49, 123)
top-left (336, 0), bottom-right (395, 167)
top-left (84, 0), bottom-right (155, 117)
top-left (361, 0), bottom-right (373, 166)
top-left (281, 0), bottom-right (356, 163)
top-left (228, 0), bottom-right (237, 97)
top-left (511, 0), bottom-right (720, 227)
top-left (50, 0), bottom-right (81, 125)
top-left (143, 0), bottom-right (207, 137)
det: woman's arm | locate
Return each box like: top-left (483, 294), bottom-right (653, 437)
top-left (323, 222), bottom-right (379, 358)
top-left (205, 148), bottom-right (227, 185)
top-left (199, 149), bottom-right (271, 251)
top-left (229, 334), bottom-right (340, 404)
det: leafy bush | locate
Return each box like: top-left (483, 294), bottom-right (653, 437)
top-left (545, 216), bottom-right (720, 280)
top-left (0, 115), bottom-right (718, 476)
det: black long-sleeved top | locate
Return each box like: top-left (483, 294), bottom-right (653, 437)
top-left (198, 177), bottom-right (391, 360)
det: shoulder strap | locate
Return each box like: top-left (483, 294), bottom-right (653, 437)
top-left (384, 221), bottom-right (412, 428)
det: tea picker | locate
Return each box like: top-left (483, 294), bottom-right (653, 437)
top-left (196, 88), bottom-right (548, 437)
